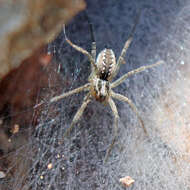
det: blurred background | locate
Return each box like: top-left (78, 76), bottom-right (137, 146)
top-left (0, 0), bottom-right (190, 189)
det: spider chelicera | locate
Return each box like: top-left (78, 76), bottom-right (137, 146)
top-left (38, 12), bottom-right (163, 162)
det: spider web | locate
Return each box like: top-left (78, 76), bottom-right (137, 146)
top-left (1, 0), bottom-right (190, 189)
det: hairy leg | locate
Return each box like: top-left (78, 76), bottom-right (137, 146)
top-left (50, 83), bottom-right (90, 103)
top-left (104, 97), bottom-right (119, 163)
top-left (63, 25), bottom-right (98, 71)
top-left (84, 10), bottom-right (96, 61)
top-left (91, 43), bottom-right (96, 62)
top-left (111, 60), bottom-right (164, 88)
top-left (63, 94), bottom-right (91, 138)
top-left (34, 83), bottom-right (90, 108)
top-left (111, 91), bottom-right (147, 134)
top-left (114, 9), bottom-right (142, 77)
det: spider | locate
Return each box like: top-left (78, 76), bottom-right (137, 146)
top-left (38, 12), bottom-right (163, 162)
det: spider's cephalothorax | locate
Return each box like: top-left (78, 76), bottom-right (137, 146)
top-left (90, 77), bottom-right (110, 102)
top-left (45, 13), bottom-right (164, 162)
top-left (96, 48), bottom-right (116, 81)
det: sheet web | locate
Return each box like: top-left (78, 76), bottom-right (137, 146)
top-left (2, 0), bottom-right (190, 189)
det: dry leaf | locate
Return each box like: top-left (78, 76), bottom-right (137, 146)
top-left (119, 176), bottom-right (135, 187)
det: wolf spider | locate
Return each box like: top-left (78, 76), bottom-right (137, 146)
top-left (39, 12), bottom-right (163, 162)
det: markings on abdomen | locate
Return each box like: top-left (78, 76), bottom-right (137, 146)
top-left (99, 49), bottom-right (114, 80)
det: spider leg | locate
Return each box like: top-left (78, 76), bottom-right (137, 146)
top-left (111, 60), bottom-right (164, 88)
top-left (104, 97), bottom-right (119, 163)
top-left (111, 91), bottom-right (147, 134)
top-left (84, 11), bottom-right (96, 61)
top-left (63, 94), bottom-right (91, 138)
top-left (114, 9), bottom-right (141, 77)
top-left (50, 83), bottom-right (90, 103)
top-left (34, 83), bottom-right (90, 109)
top-left (63, 25), bottom-right (98, 72)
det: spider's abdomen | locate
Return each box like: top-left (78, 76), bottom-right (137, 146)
top-left (96, 49), bottom-right (116, 81)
